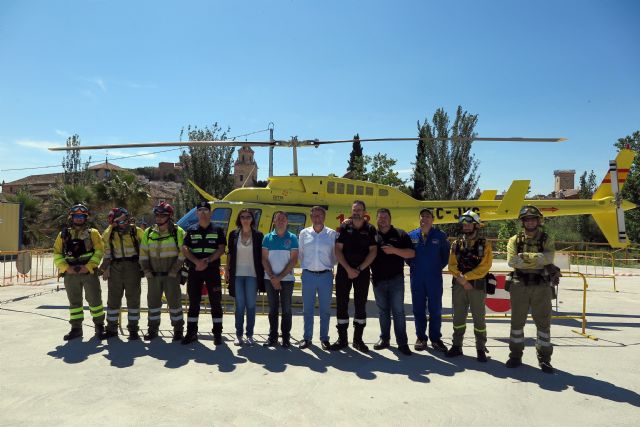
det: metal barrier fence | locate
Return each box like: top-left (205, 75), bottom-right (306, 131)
top-left (0, 250), bottom-right (58, 286)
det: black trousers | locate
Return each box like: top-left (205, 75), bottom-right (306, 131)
top-left (335, 267), bottom-right (370, 326)
top-left (186, 269), bottom-right (223, 333)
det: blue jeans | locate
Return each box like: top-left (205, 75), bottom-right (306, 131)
top-left (265, 280), bottom-right (294, 341)
top-left (301, 270), bottom-right (333, 342)
top-left (373, 275), bottom-right (408, 346)
top-left (234, 276), bottom-right (257, 337)
top-left (410, 275), bottom-right (443, 342)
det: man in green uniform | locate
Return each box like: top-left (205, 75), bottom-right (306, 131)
top-left (139, 202), bottom-right (186, 341)
top-left (446, 210), bottom-right (492, 362)
top-left (506, 205), bottom-right (556, 374)
top-left (100, 207), bottom-right (145, 340)
top-left (53, 204), bottom-right (105, 341)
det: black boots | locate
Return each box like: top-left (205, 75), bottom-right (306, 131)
top-left (329, 324), bottom-right (348, 350)
top-left (445, 345), bottom-right (463, 358)
top-left (352, 323), bottom-right (369, 353)
top-left (212, 324), bottom-right (223, 346)
top-left (181, 324), bottom-right (198, 345)
top-left (144, 327), bottom-right (159, 341)
top-left (172, 326), bottom-right (184, 342)
top-left (94, 324), bottom-right (106, 340)
top-left (128, 328), bottom-right (140, 341)
top-left (63, 327), bottom-right (83, 341)
top-left (476, 348), bottom-right (488, 363)
top-left (506, 357), bottom-right (522, 368)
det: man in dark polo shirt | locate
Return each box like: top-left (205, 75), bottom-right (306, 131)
top-left (371, 208), bottom-right (415, 356)
top-left (331, 200), bottom-right (377, 352)
top-left (181, 201), bottom-right (227, 346)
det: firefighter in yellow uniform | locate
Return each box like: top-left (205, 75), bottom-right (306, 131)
top-left (446, 210), bottom-right (492, 362)
top-left (139, 202), bottom-right (186, 341)
top-left (506, 205), bottom-right (556, 374)
top-left (53, 204), bottom-right (105, 341)
top-left (100, 208), bottom-right (145, 340)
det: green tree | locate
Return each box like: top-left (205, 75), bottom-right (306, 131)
top-left (615, 131), bottom-right (640, 243)
top-left (47, 184), bottom-right (96, 229)
top-left (575, 170), bottom-right (604, 243)
top-left (414, 106), bottom-right (480, 200)
top-left (177, 123), bottom-right (235, 217)
top-left (61, 134), bottom-right (93, 185)
top-left (412, 128), bottom-right (428, 199)
top-left (348, 153), bottom-right (406, 187)
top-left (6, 188), bottom-right (42, 247)
top-left (92, 172), bottom-right (151, 218)
top-left (347, 133), bottom-right (363, 175)
top-left (496, 220), bottom-right (519, 253)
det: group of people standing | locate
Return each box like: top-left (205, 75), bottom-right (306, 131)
top-left (53, 199), bottom-right (557, 374)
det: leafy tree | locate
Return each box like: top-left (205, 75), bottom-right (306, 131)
top-left (61, 134), bottom-right (92, 185)
top-left (575, 170), bottom-right (604, 243)
top-left (412, 129), bottom-right (428, 200)
top-left (496, 220), bottom-right (519, 253)
top-left (615, 131), bottom-right (640, 243)
top-left (414, 106), bottom-right (480, 200)
top-left (349, 153), bottom-right (406, 187)
top-left (347, 133), bottom-right (363, 175)
top-left (92, 172), bottom-right (151, 218)
top-left (177, 123), bottom-right (235, 217)
top-left (6, 188), bottom-right (42, 247)
top-left (47, 184), bottom-right (96, 229)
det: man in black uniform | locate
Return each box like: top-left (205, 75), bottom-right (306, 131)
top-left (181, 201), bottom-right (227, 345)
top-left (371, 208), bottom-right (415, 356)
top-left (331, 200), bottom-right (377, 352)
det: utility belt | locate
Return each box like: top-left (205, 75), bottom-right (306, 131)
top-left (304, 269), bottom-right (332, 275)
top-left (513, 271), bottom-right (546, 286)
top-left (452, 274), bottom-right (496, 294)
top-left (111, 256), bottom-right (139, 263)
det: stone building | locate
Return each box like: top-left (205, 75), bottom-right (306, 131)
top-left (233, 145), bottom-right (258, 188)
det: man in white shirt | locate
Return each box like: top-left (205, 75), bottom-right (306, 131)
top-left (298, 206), bottom-right (337, 350)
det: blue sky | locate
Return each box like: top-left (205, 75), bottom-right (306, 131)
top-left (1, 0), bottom-right (638, 195)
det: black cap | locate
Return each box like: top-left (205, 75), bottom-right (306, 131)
top-left (419, 208), bottom-right (434, 217)
top-left (195, 201), bottom-right (211, 211)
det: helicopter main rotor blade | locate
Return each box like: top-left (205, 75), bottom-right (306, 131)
top-left (309, 137), bottom-right (567, 145)
top-left (48, 140), bottom-right (274, 151)
top-left (49, 136), bottom-right (567, 151)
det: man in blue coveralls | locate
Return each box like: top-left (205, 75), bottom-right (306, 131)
top-left (408, 208), bottom-right (450, 352)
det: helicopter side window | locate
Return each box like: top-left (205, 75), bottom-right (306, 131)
top-left (356, 185), bottom-right (364, 195)
top-left (327, 182), bottom-right (335, 194)
top-left (211, 208), bottom-right (232, 235)
top-left (337, 183), bottom-right (345, 194)
top-left (270, 212), bottom-right (306, 235)
top-left (346, 184), bottom-right (354, 195)
top-left (366, 187), bottom-right (373, 196)
top-left (379, 189), bottom-right (389, 197)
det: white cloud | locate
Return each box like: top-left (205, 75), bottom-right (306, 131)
top-left (16, 139), bottom-right (59, 152)
top-left (55, 129), bottom-right (70, 138)
top-left (88, 77), bottom-right (107, 92)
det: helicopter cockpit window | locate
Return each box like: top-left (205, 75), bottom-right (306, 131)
top-left (249, 209), bottom-right (262, 228)
top-left (271, 212), bottom-right (306, 235)
top-left (346, 184), bottom-right (354, 195)
top-left (327, 182), bottom-right (335, 194)
top-left (356, 185), bottom-right (364, 195)
top-left (337, 183), bottom-right (345, 194)
top-left (211, 208), bottom-right (232, 235)
top-left (379, 189), bottom-right (389, 197)
top-left (366, 187), bottom-right (373, 196)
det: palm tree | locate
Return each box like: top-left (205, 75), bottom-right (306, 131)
top-left (92, 172), bottom-right (151, 218)
top-left (46, 184), bottom-right (96, 229)
top-left (6, 188), bottom-right (42, 247)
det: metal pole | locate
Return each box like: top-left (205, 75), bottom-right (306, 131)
top-left (268, 123), bottom-right (274, 177)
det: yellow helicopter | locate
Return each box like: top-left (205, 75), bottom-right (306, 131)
top-left (50, 136), bottom-right (636, 248)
